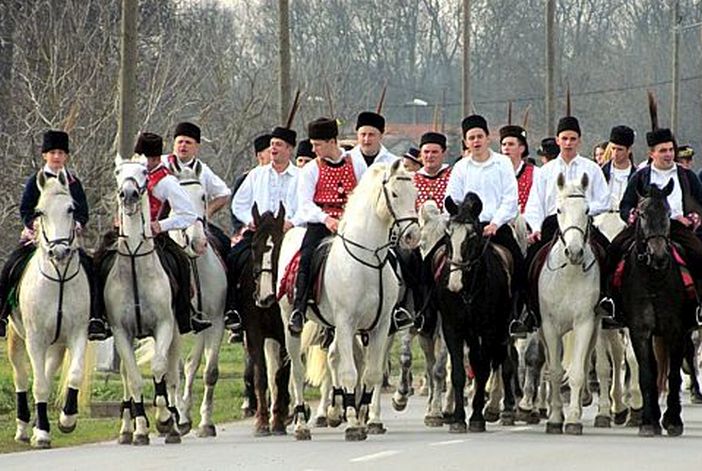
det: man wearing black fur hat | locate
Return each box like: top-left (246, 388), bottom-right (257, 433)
top-left (0, 131), bottom-right (109, 339)
top-left (601, 125), bottom-right (636, 210)
top-left (523, 115), bottom-right (611, 328)
top-left (350, 111), bottom-right (398, 167)
top-left (500, 124), bottom-right (539, 214)
top-left (287, 117), bottom-right (367, 335)
top-left (231, 134), bottom-right (272, 237)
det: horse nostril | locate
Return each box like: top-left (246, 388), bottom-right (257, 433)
top-left (564, 248), bottom-right (570, 257)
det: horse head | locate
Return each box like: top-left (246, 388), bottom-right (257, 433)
top-left (555, 172), bottom-right (590, 265)
top-left (445, 193), bottom-right (486, 293)
top-left (115, 154), bottom-right (149, 218)
top-left (418, 199), bottom-right (447, 259)
top-left (378, 159), bottom-right (421, 250)
top-left (251, 202), bottom-right (285, 308)
top-left (635, 179), bottom-right (673, 271)
top-left (35, 170), bottom-right (76, 262)
top-left (169, 161), bottom-right (208, 256)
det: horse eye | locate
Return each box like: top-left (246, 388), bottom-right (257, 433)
top-left (556, 209), bottom-right (561, 214)
top-left (391, 191), bottom-right (398, 198)
top-left (67, 207), bottom-right (74, 214)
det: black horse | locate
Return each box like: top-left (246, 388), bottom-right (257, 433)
top-left (620, 180), bottom-right (697, 437)
top-left (437, 194), bottom-right (514, 432)
top-left (238, 204), bottom-right (291, 436)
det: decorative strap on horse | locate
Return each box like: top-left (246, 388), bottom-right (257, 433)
top-left (39, 255), bottom-right (82, 344)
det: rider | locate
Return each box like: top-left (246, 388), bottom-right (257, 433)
top-left (295, 139), bottom-right (315, 168)
top-left (523, 116), bottom-right (611, 325)
top-left (446, 115), bottom-right (524, 327)
top-left (499, 124), bottom-right (539, 214)
top-left (601, 125), bottom-right (636, 207)
top-left (163, 122), bottom-right (232, 257)
top-left (287, 117), bottom-right (367, 336)
top-left (604, 126), bottom-right (702, 323)
top-left (349, 111), bottom-right (398, 167)
top-left (231, 133), bottom-right (272, 237)
top-left (0, 130), bottom-right (108, 340)
top-left (224, 125), bottom-right (300, 339)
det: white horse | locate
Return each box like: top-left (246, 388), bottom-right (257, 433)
top-left (169, 161), bottom-right (226, 437)
top-left (279, 160), bottom-right (420, 441)
top-left (592, 210), bottom-right (643, 427)
top-left (7, 171), bottom-right (90, 448)
top-left (539, 173), bottom-right (600, 435)
top-left (105, 155), bottom-right (181, 445)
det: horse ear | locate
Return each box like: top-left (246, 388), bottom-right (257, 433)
top-left (276, 202), bottom-right (286, 224)
top-left (389, 158), bottom-right (402, 175)
top-left (557, 172), bottom-right (565, 190)
top-left (465, 192), bottom-right (483, 220)
top-left (445, 196), bottom-right (458, 216)
top-left (36, 171), bottom-right (47, 191)
top-left (194, 160), bottom-right (203, 178)
top-left (580, 172), bottom-right (589, 191)
top-left (252, 202), bottom-right (261, 225)
top-left (636, 177), bottom-right (648, 198)
top-left (114, 154), bottom-right (124, 168)
top-left (169, 158), bottom-right (181, 175)
top-left (663, 178), bottom-right (675, 197)
top-left (57, 170), bottom-right (68, 186)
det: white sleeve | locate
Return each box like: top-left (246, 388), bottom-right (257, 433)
top-left (350, 152), bottom-right (368, 182)
top-left (588, 165), bottom-right (610, 217)
top-left (231, 170), bottom-right (256, 226)
top-left (154, 176), bottom-right (198, 232)
top-left (445, 160), bottom-right (466, 205)
top-left (524, 167), bottom-right (545, 231)
top-left (285, 174), bottom-right (300, 224)
top-left (296, 162), bottom-right (327, 224)
top-left (200, 162), bottom-right (232, 199)
top-left (491, 164), bottom-right (519, 228)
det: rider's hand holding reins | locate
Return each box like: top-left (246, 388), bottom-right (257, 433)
top-left (527, 231), bottom-right (541, 244)
top-left (324, 216), bottom-right (339, 233)
top-left (150, 220), bottom-right (162, 235)
top-left (483, 223), bottom-right (498, 237)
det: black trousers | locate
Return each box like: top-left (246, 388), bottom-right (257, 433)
top-left (207, 223), bottom-right (230, 262)
top-left (293, 223), bottom-right (331, 308)
top-left (225, 230), bottom-right (253, 311)
top-left (489, 223), bottom-right (527, 293)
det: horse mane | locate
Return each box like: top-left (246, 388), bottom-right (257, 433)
top-left (340, 163), bottom-right (387, 225)
top-left (38, 175), bottom-right (71, 199)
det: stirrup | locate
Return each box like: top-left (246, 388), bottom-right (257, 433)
top-left (595, 297), bottom-right (615, 319)
top-left (392, 307), bottom-right (414, 332)
top-left (696, 305), bottom-right (702, 327)
top-left (509, 319), bottom-right (529, 338)
top-left (224, 309), bottom-right (242, 331)
top-left (191, 315), bottom-right (212, 334)
top-left (288, 309), bottom-right (305, 337)
top-left (87, 318), bottom-right (112, 341)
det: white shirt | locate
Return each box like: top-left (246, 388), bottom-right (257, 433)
top-left (296, 150), bottom-right (367, 225)
top-left (231, 162), bottom-right (299, 226)
top-left (650, 163), bottom-right (683, 218)
top-left (608, 164), bottom-right (632, 210)
top-left (349, 144), bottom-right (398, 167)
top-left (524, 154), bottom-right (609, 231)
top-left (150, 167), bottom-right (198, 232)
top-left (445, 150), bottom-right (518, 228)
top-left (161, 155), bottom-right (232, 200)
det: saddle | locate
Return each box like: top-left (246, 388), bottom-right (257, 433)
top-left (277, 236), bottom-right (334, 305)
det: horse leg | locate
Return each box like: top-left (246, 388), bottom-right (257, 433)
top-left (271, 340), bottom-right (291, 435)
top-left (564, 318), bottom-right (597, 435)
top-left (286, 326), bottom-right (311, 440)
top-left (113, 329), bottom-right (149, 445)
top-left (419, 333), bottom-right (441, 427)
top-left (247, 331), bottom-right (270, 437)
top-left (357, 328), bottom-right (388, 438)
top-left (26, 337), bottom-right (52, 448)
top-left (517, 334), bottom-right (543, 424)
top-left (500, 348), bottom-right (518, 426)
top-left (484, 366), bottom-right (502, 423)
top-left (594, 330), bottom-right (613, 428)
top-left (662, 338), bottom-right (684, 436)
top-left (8, 329), bottom-right (31, 443)
top-left (629, 330), bottom-right (661, 436)
top-left (58, 333), bottom-right (88, 434)
top-left (467, 344), bottom-right (489, 432)
top-left (541, 322), bottom-right (565, 433)
top-left (653, 336), bottom-right (669, 398)
top-left (608, 331), bottom-right (629, 425)
top-left (179, 333), bottom-right (205, 435)
top-left (442, 326), bottom-right (467, 432)
top-left (624, 329), bottom-right (643, 426)
top-left (117, 360), bottom-right (135, 445)
top-left (153, 324), bottom-right (181, 444)
top-left (392, 329), bottom-right (413, 412)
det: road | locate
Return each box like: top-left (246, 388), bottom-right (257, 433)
top-left (3, 392), bottom-right (702, 471)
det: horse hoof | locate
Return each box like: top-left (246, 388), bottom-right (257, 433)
top-left (638, 425), bottom-right (657, 437)
top-left (626, 408), bottom-right (643, 427)
top-left (345, 427), bottom-right (367, 441)
top-left (565, 423), bottom-right (583, 435)
top-left (328, 417), bottom-right (343, 428)
top-left (424, 415), bottom-right (444, 428)
top-left (484, 408), bottom-right (500, 423)
top-left (545, 422), bottom-right (563, 434)
top-left (367, 422), bottom-right (387, 434)
top-left (132, 434), bottom-right (150, 446)
top-left (58, 418), bottom-right (77, 434)
top-left (243, 408), bottom-right (256, 418)
top-left (691, 391), bottom-right (702, 404)
top-left (178, 421), bottom-right (192, 436)
top-left (391, 396), bottom-right (407, 412)
top-left (527, 411), bottom-right (541, 425)
top-left (516, 408), bottom-right (532, 423)
top-left (665, 423), bottom-right (683, 437)
top-left (164, 431), bottom-right (181, 444)
top-left (500, 411), bottom-right (515, 426)
top-left (594, 415), bottom-right (611, 428)
top-left (254, 425), bottom-right (271, 437)
top-left (14, 434), bottom-right (30, 444)
top-left (449, 421), bottom-right (467, 433)
top-left (539, 408), bottom-right (548, 419)
top-left (613, 409), bottom-right (628, 426)
top-left (197, 424), bottom-right (217, 438)
top-left (156, 417), bottom-right (173, 435)
top-left (31, 437), bottom-right (51, 449)
top-left (314, 416), bottom-right (328, 428)
top-left (294, 428), bottom-right (311, 441)
top-left (469, 420), bottom-right (486, 433)
top-left (442, 412), bottom-right (456, 425)
top-left (117, 432), bottom-right (133, 445)
top-left (271, 424), bottom-right (287, 436)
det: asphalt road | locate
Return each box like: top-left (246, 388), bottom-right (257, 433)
top-left (3, 391), bottom-right (702, 471)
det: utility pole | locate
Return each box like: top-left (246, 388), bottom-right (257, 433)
top-left (671, 0), bottom-right (680, 133)
top-left (117, 0), bottom-right (137, 159)
top-left (278, 0), bottom-right (291, 124)
top-left (545, 0), bottom-right (556, 135)
top-left (461, 0), bottom-right (471, 117)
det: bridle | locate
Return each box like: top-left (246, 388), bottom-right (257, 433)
top-left (446, 223), bottom-right (489, 274)
top-left (547, 193), bottom-right (597, 272)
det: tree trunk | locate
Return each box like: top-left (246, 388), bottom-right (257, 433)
top-left (278, 0), bottom-right (291, 125)
top-left (118, 0), bottom-right (138, 159)
top-left (545, 0), bottom-right (556, 135)
top-left (462, 0), bottom-right (471, 117)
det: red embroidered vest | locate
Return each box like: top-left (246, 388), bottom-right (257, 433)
top-left (516, 163), bottom-right (535, 213)
top-left (147, 165), bottom-right (170, 221)
top-left (413, 167), bottom-right (452, 211)
top-left (313, 156), bottom-right (358, 219)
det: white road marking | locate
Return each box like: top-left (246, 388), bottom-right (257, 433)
top-left (429, 439), bottom-right (466, 446)
top-left (501, 426), bottom-right (533, 432)
top-left (349, 450), bottom-right (401, 463)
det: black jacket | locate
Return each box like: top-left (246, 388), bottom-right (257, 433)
top-left (601, 161), bottom-right (636, 183)
top-left (619, 165), bottom-right (702, 222)
top-left (19, 169), bottom-right (89, 229)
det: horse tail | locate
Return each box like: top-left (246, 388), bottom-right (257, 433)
top-left (135, 337), bottom-right (156, 367)
top-left (305, 345), bottom-right (328, 388)
top-left (55, 341), bottom-right (97, 412)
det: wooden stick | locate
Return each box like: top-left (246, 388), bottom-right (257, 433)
top-left (285, 89), bottom-right (301, 129)
top-left (376, 82), bottom-right (388, 114)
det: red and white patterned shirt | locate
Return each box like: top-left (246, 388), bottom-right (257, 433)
top-left (413, 164), bottom-right (452, 211)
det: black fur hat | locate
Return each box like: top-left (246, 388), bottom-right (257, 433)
top-left (42, 130), bottom-right (69, 154)
top-left (134, 132), bottom-right (163, 157)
